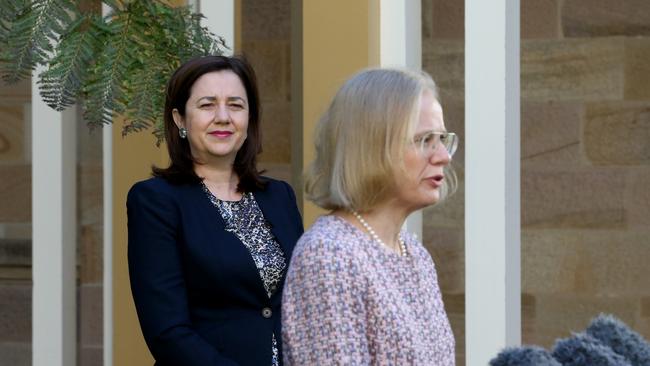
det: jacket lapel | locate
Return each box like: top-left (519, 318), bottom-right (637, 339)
top-left (253, 186), bottom-right (295, 261)
top-left (187, 183), bottom-right (270, 302)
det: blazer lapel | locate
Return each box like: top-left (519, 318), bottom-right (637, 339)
top-left (253, 187), bottom-right (295, 260)
top-left (187, 183), bottom-right (270, 302)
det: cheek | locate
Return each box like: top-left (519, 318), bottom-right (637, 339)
top-left (403, 154), bottom-right (427, 182)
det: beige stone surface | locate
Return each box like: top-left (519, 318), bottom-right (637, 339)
top-left (430, 0), bottom-right (464, 40)
top-left (522, 293), bottom-right (537, 344)
top-left (624, 38), bottom-right (650, 101)
top-left (531, 294), bottom-right (639, 348)
top-left (242, 0), bottom-right (290, 41)
top-left (584, 101), bottom-right (650, 165)
top-left (424, 227), bottom-right (464, 294)
top-left (79, 224), bottom-right (102, 284)
top-left (522, 0), bottom-right (561, 39)
top-left (79, 284), bottom-right (103, 346)
top-left (522, 166), bottom-right (626, 228)
top-left (625, 167), bottom-right (650, 229)
top-left (258, 162), bottom-right (291, 186)
top-left (259, 101), bottom-right (291, 164)
top-left (0, 266), bottom-right (31, 280)
top-left (0, 342), bottom-right (30, 366)
top-left (79, 345), bottom-right (102, 366)
top-left (425, 32), bottom-right (646, 104)
top-left (523, 229), bottom-right (650, 296)
top-left (77, 121), bottom-right (103, 164)
top-left (522, 38), bottom-right (625, 101)
top-left (422, 41), bottom-right (464, 100)
top-left (522, 101), bottom-right (584, 166)
top-left (79, 163), bottom-right (103, 226)
top-left (241, 40), bottom-right (291, 103)
top-left (0, 164), bottom-right (31, 222)
top-left (0, 79), bottom-right (30, 103)
top-left (642, 297), bottom-right (650, 318)
top-left (0, 223), bottom-right (31, 240)
top-left (0, 281), bottom-right (31, 343)
top-left (562, 0), bottom-right (650, 37)
top-left (0, 103), bottom-right (26, 163)
top-left (423, 175), bottom-right (464, 228)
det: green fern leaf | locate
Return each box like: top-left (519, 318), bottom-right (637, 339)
top-left (0, 0), bottom-right (28, 43)
top-left (0, 0), bottom-right (80, 83)
top-left (82, 4), bottom-right (142, 127)
top-left (38, 14), bottom-right (104, 110)
top-left (116, 0), bottom-right (224, 140)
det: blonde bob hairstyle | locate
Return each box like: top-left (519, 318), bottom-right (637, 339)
top-left (305, 68), bottom-right (457, 212)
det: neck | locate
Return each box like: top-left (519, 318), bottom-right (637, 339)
top-left (338, 202), bottom-right (410, 251)
top-left (195, 164), bottom-right (241, 200)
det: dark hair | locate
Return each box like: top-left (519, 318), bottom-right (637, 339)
top-left (152, 55), bottom-right (266, 192)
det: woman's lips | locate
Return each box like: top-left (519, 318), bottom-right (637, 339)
top-left (426, 174), bottom-right (444, 188)
top-left (209, 131), bottom-right (233, 138)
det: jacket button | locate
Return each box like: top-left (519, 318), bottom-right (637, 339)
top-left (262, 307), bottom-right (272, 318)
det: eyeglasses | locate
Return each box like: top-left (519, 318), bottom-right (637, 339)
top-left (413, 131), bottom-right (458, 157)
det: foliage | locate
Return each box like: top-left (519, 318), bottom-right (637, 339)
top-left (0, 0), bottom-right (227, 141)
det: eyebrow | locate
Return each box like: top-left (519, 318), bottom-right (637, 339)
top-left (196, 96), bottom-right (248, 105)
top-left (414, 130), bottom-right (448, 138)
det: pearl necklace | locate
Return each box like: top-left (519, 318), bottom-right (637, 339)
top-left (351, 210), bottom-right (407, 257)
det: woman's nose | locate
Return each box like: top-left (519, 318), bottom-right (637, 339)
top-left (430, 145), bottom-right (452, 165)
top-left (215, 105), bottom-right (230, 122)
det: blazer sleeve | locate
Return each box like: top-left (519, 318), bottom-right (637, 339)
top-left (127, 181), bottom-right (239, 366)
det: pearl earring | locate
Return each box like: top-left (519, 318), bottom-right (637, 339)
top-left (179, 127), bottom-right (187, 139)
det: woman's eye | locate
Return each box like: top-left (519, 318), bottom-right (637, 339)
top-left (199, 104), bottom-right (213, 108)
top-left (230, 104), bottom-right (244, 110)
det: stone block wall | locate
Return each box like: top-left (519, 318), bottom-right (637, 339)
top-left (241, 0), bottom-right (294, 185)
top-left (422, 0), bottom-right (650, 364)
top-left (0, 76), bottom-right (34, 366)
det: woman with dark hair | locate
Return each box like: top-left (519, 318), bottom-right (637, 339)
top-left (127, 55), bottom-right (303, 366)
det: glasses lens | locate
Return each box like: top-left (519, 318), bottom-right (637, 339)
top-left (417, 132), bottom-right (458, 156)
top-left (418, 133), bottom-right (435, 154)
top-left (444, 133), bottom-right (458, 156)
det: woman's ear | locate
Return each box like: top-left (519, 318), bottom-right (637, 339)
top-left (172, 108), bottom-right (184, 129)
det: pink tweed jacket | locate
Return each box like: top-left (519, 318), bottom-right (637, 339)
top-left (282, 215), bottom-right (455, 365)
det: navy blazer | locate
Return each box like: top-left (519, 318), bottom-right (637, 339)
top-left (127, 176), bottom-right (303, 366)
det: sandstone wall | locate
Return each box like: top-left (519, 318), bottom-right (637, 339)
top-left (241, 0), bottom-right (294, 184)
top-left (422, 0), bottom-right (650, 364)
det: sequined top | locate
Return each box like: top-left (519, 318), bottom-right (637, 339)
top-left (203, 184), bottom-right (287, 366)
top-left (282, 215), bottom-right (455, 365)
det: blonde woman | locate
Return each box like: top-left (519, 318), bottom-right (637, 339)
top-left (282, 68), bottom-right (457, 365)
